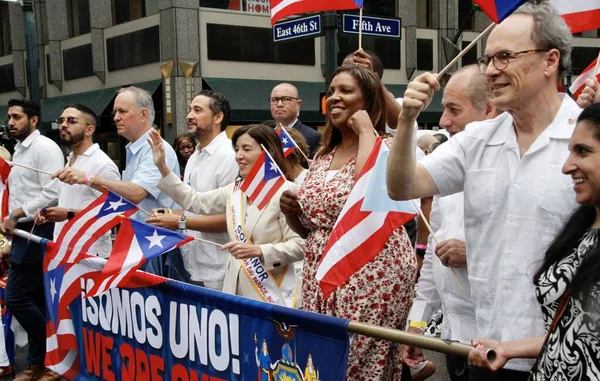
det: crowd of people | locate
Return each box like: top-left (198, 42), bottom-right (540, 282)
top-left (0, 1), bottom-right (599, 381)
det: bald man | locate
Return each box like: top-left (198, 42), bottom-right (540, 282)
top-left (270, 83), bottom-right (321, 157)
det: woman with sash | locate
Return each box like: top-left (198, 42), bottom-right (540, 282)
top-left (468, 104), bottom-right (600, 380)
top-left (280, 65), bottom-right (417, 380)
top-left (148, 124), bottom-right (305, 308)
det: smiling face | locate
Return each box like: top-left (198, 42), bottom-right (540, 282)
top-left (326, 71), bottom-right (365, 129)
top-left (187, 95), bottom-right (222, 139)
top-left (234, 133), bottom-right (262, 179)
top-left (563, 121), bottom-right (600, 207)
top-left (482, 14), bottom-right (548, 112)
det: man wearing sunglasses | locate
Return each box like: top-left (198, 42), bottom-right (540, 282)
top-left (0, 99), bottom-right (64, 381)
top-left (36, 104), bottom-right (120, 259)
top-left (387, 3), bottom-right (581, 380)
top-left (269, 83), bottom-right (321, 158)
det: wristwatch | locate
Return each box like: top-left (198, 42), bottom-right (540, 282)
top-left (178, 215), bottom-right (187, 230)
top-left (67, 209), bottom-right (75, 220)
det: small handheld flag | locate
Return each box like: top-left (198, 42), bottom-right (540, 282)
top-left (240, 149), bottom-right (286, 211)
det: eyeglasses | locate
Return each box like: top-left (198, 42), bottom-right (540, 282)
top-left (477, 49), bottom-right (548, 73)
top-left (56, 117), bottom-right (93, 126)
top-left (269, 96), bottom-right (300, 105)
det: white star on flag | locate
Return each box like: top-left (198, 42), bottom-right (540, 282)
top-left (145, 230), bottom-right (166, 249)
top-left (282, 137), bottom-right (288, 144)
top-left (105, 197), bottom-right (127, 211)
top-left (270, 162), bottom-right (279, 172)
top-left (50, 277), bottom-right (57, 302)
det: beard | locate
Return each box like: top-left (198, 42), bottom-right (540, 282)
top-left (60, 130), bottom-right (85, 146)
top-left (9, 122), bottom-right (33, 141)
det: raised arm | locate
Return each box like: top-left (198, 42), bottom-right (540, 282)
top-left (387, 73), bottom-right (440, 200)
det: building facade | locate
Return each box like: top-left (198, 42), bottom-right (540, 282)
top-left (0, 0), bottom-right (598, 167)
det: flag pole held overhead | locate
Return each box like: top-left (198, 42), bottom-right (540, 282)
top-left (437, 22), bottom-right (494, 78)
top-left (358, 8), bottom-right (363, 49)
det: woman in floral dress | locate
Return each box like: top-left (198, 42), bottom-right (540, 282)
top-left (280, 65), bottom-right (418, 380)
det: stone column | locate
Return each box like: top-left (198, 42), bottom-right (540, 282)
top-left (8, 3), bottom-right (26, 97)
top-left (45, 0), bottom-right (69, 90)
top-left (159, 0), bottom-right (201, 143)
top-left (90, 0), bottom-right (112, 83)
top-left (397, 0), bottom-right (417, 80)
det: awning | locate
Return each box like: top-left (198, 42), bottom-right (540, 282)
top-left (203, 78), bottom-right (326, 124)
top-left (386, 84), bottom-right (444, 124)
top-left (40, 79), bottom-right (162, 123)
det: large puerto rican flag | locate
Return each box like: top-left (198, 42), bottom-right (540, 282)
top-left (316, 138), bottom-right (417, 299)
top-left (240, 150), bottom-right (286, 210)
top-left (270, 0), bottom-right (363, 25)
top-left (472, 0), bottom-right (527, 23)
top-left (86, 218), bottom-right (193, 297)
top-left (551, 0), bottom-right (600, 33)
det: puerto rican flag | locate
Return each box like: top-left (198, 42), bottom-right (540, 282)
top-left (43, 239), bottom-right (167, 380)
top-left (569, 57), bottom-right (600, 100)
top-left (472, 0), bottom-right (527, 23)
top-left (316, 138), bottom-right (417, 299)
top-left (0, 158), bottom-right (11, 220)
top-left (86, 218), bottom-right (193, 297)
top-left (52, 190), bottom-right (137, 266)
top-left (240, 151), bottom-right (286, 210)
top-left (270, 0), bottom-right (363, 25)
top-left (277, 127), bottom-right (299, 157)
top-left (551, 0), bottom-right (600, 33)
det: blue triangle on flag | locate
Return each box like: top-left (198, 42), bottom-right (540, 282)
top-left (362, 144), bottom-right (417, 214)
top-left (97, 191), bottom-right (137, 218)
top-left (279, 129), bottom-right (295, 149)
top-left (263, 154), bottom-right (282, 182)
top-left (44, 264), bottom-right (66, 329)
top-left (129, 219), bottom-right (189, 260)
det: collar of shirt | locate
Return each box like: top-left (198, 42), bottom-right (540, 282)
top-left (67, 143), bottom-right (100, 165)
top-left (14, 129), bottom-right (40, 151)
top-left (125, 128), bottom-right (153, 155)
top-left (286, 119), bottom-right (298, 129)
top-left (198, 131), bottom-right (229, 156)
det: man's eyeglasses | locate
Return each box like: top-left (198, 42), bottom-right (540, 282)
top-left (477, 49), bottom-right (548, 73)
top-left (56, 117), bottom-right (93, 126)
top-left (269, 96), bottom-right (300, 105)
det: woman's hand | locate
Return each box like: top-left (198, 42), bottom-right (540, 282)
top-left (148, 130), bottom-right (168, 170)
top-left (280, 190), bottom-right (302, 216)
top-left (221, 242), bottom-right (262, 260)
top-left (348, 109), bottom-right (375, 136)
top-left (468, 338), bottom-right (509, 372)
top-left (145, 214), bottom-right (179, 230)
top-left (401, 73), bottom-right (440, 122)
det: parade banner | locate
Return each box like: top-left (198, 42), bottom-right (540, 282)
top-left (65, 276), bottom-right (349, 381)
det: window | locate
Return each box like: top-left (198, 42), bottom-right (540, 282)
top-left (0, 3), bottom-right (11, 57)
top-left (112, 0), bottom-right (158, 25)
top-left (67, 0), bottom-right (91, 37)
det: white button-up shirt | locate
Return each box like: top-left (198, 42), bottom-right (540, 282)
top-left (420, 95), bottom-right (581, 371)
top-left (53, 144), bottom-right (121, 257)
top-left (181, 132), bottom-right (238, 283)
top-left (408, 192), bottom-right (476, 343)
top-left (9, 130), bottom-right (64, 219)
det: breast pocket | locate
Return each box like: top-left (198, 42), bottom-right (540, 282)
top-left (537, 165), bottom-right (576, 219)
top-left (464, 169), bottom-right (496, 219)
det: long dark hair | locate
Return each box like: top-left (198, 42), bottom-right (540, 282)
top-left (534, 104), bottom-right (600, 299)
top-left (318, 65), bottom-right (387, 158)
top-left (231, 124), bottom-right (293, 180)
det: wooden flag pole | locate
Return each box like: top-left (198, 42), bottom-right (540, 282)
top-left (437, 22), bottom-right (495, 78)
top-left (410, 200), bottom-right (465, 292)
top-left (358, 8), bottom-right (363, 49)
top-left (8, 161), bottom-right (53, 176)
top-left (593, 49), bottom-right (600, 77)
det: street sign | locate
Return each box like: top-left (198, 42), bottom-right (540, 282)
top-left (342, 14), bottom-right (401, 39)
top-left (273, 15), bottom-right (322, 42)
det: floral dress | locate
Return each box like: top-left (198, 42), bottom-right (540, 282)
top-left (297, 141), bottom-right (417, 381)
top-left (533, 228), bottom-right (600, 381)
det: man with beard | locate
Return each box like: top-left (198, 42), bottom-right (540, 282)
top-left (38, 104), bottom-right (120, 258)
top-left (0, 99), bottom-right (64, 381)
top-left (145, 90), bottom-right (237, 290)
